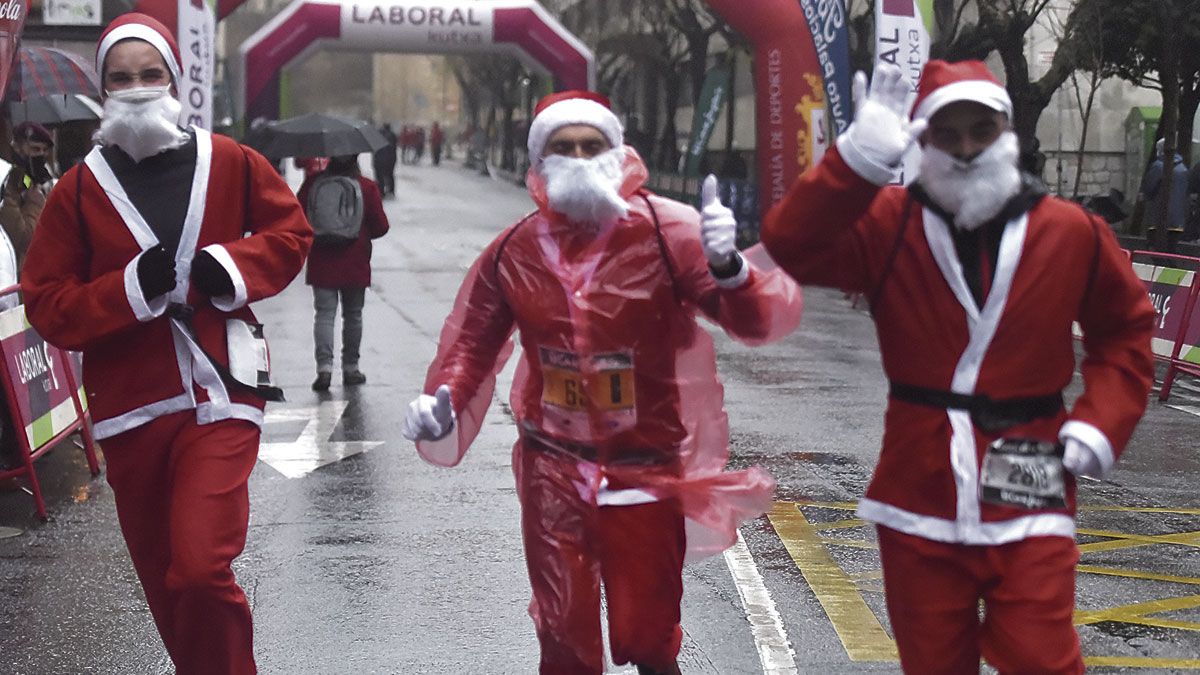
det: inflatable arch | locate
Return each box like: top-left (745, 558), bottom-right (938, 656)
top-left (237, 0), bottom-right (594, 123)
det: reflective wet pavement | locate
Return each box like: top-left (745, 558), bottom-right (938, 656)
top-left (1, 158), bottom-right (1198, 673)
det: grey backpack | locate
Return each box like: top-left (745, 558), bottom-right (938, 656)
top-left (306, 175), bottom-right (363, 246)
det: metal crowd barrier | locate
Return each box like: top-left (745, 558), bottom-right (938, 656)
top-left (1127, 251), bottom-right (1200, 401)
top-left (0, 284), bottom-right (99, 519)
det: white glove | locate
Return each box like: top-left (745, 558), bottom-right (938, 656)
top-left (401, 384), bottom-right (455, 442)
top-left (699, 174), bottom-right (738, 268)
top-left (1061, 438), bottom-right (1103, 478)
top-left (840, 63), bottom-right (928, 183)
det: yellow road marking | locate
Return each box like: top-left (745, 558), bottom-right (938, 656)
top-left (1085, 656), bottom-right (1200, 668)
top-left (817, 537), bottom-right (878, 550)
top-left (1080, 505), bottom-right (1200, 515)
top-left (772, 501), bottom-right (1200, 665)
top-left (812, 518), bottom-right (867, 532)
top-left (768, 502), bottom-right (897, 661)
top-left (1076, 594), bottom-right (1200, 625)
top-left (1077, 564), bottom-right (1200, 586)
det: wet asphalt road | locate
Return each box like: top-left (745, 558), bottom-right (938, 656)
top-left (1, 157), bottom-right (1198, 674)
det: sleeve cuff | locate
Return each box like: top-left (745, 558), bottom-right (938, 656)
top-left (200, 244), bottom-right (249, 311)
top-left (713, 252), bottom-right (750, 289)
top-left (124, 251), bottom-right (169, 322)
top-left (1059, 419), bottom-right (1115, 477)
top-left (836, 131), bottom-right (900, 187)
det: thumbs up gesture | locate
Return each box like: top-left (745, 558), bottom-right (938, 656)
top-left (402, 384), bottom-right (456, 442)
top-left (700, 175), bottom-right (739, 271)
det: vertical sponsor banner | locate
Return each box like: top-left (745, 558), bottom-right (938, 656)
top-left (703, 0), bottom-right (824, 220)
top-left (0, 0), bottom-right (27, 101)
top-left (178, 0), bottom-right (215, 129)
top-left (797, 0), bottom-right (852, 137)
top-left (683, 64), bottom-right (731, 177)
top-left (875, 0), bottom-right (931, 185)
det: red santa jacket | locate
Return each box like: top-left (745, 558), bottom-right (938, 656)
top-left (21, 128), bottom-right (312, 439)
top-left (299, 173), bottom-right (390, 289)
top-left (762, 145), bottom-right (1155, 545)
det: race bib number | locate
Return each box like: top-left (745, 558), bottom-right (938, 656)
top-left (539, 347), bottom-right (636, 440)
top-left (980, 438), bottom-right (1067, 510)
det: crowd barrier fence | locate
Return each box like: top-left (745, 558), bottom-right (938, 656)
top-left (0, 284), bottom-right (99, 519)
top-left (1127, 251), bottom-right (1200, 401)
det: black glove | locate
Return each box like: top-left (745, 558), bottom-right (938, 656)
top-left (136, 245), bottom-right (177, 300)
top-left (190, 250), bottom-right (235, 298)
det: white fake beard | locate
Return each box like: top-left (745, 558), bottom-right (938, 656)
top-left (917, 131), bottom-right (1022, 231)
top-left (95, 91), bottom-right (190, 163)
top-left (540, 147), bottom-right (629, 228)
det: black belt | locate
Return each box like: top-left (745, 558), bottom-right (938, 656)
top-left (521, 427), bottom-right (670, 466)
top-left (889, 382), bottom-right (1063, 434)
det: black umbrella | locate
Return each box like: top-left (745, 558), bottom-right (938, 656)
top-left (249, 113), bottom-right (388, 159)
top-left (8, 94), bottom-right (102, 125)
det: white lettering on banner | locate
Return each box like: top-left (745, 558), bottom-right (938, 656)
top-left (690, 84), bottom-right (724, 158)
top-left (15, 342), bottom-right (58, 391)
top-left (179, 0), bottom-right (214, 129)
top-left (0, 0), bottom-right (23, 21)
top-left (1150, 291), bottom-right (1173, 329)
top-left (350, 4), bottom-right (481, 26)
top-left (875, 0), bottom-right (929, 185)
top-left (799, 0), bottom-right (848, 134)
top-left (342, 3), bottom-right (494, 52)
top-left (767, 48), bottom-right (786, 202)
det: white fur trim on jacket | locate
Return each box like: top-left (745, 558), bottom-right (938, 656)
top-left (527, 98), bottom-right (624, 161)
top-left (1059, 419), bottom-right (1115, 477)
top-left (200, 244), bottom-right (249, 311)
top-left (123, 250), bottom-right (170, 322)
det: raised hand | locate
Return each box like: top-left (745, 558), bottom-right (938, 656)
top-left (841, 63), bottom-right (928, 181)
top-left (699, 175), bottom-right (738, 271)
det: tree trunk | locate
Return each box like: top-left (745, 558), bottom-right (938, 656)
top-left (501, 104), bottom-right (516, 171)
top-left (1177, 75), bottom-right (1200, 165)
top-left (657, 66), bottom-right (683, 170)
top-left (1072, 72), bottom-right (1101, 200)
top-left (1155, 2), bottom-right (1181, 252)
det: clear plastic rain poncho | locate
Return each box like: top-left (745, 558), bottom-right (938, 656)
top-left (417, 147), bottom-right (802, 561)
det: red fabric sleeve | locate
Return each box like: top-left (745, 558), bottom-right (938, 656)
top-left (359, 178), bottom-right (390, 239)
top-left (416, 233), bottom-right (517, 467)
top-left (22, 166), bottom-right (140, 351)
top-left (761, 146), bottom-right (898, 294)
top-left (1071, 219), bottom-right (1156, 457)
top-left (220, 146), bottom-right (312, 303)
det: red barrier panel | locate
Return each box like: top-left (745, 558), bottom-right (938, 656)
top-left (0, 285), bottom-right (99, 519)
top-left (1127, 251), bottom-right (1200, 401)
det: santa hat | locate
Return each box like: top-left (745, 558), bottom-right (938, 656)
top-left (912, 60), bottom-right (1012, 122)
top-left (96, 13), bottom-right (182, 90)
top-left (527, 90), bottom-right (624, 160)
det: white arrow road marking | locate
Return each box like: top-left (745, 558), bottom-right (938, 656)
top-left (258, 401), bottom-right (383, 479)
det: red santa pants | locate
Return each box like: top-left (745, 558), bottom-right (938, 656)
top-left (104, 411), bottom-right (259, 675)
top-left (877, 526), bottom-right (1083, 675)
top-left (517, 445), bottom-right (685, 675)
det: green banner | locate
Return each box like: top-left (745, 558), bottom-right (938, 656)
top-left (684, 65), bottom-right (732, 177)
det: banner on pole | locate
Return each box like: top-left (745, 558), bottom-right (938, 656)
top-left (178, 0), bottom-right (215, 129)
top-left (875, 0), bottom-right (931, 185)
top-left (797, 0), bottom-right (852, 136)
top-left (683, 64), bottom-right (731, 177)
